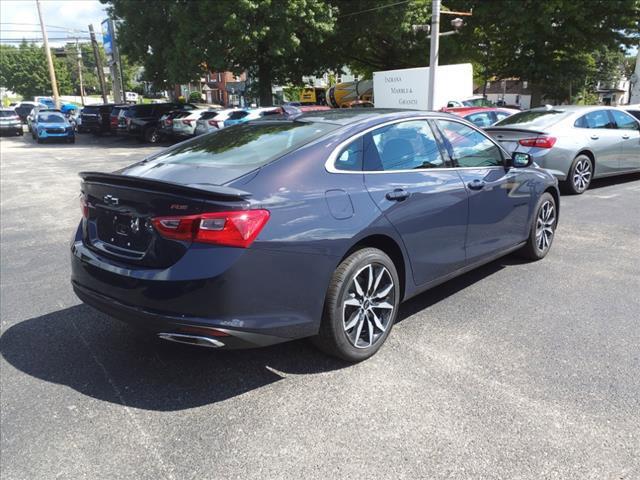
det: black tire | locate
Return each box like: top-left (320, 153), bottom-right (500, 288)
top-left (313, 248), bottom-right (400, 362)
top-left (37, 137), bottom-right (43, 144)
top-left (144, 127), bottom-right (159, 143)
top-left (17, 129), bottom-right (23, 136)
top-left (68, 136), bottom-right (75, 144)
top-left (518, 192), bottom-right (557, 261)
top-left (561, 154), bottom-right (593, 195)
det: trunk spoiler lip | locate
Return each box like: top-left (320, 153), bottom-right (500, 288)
top-left (79, 171), bottom-right (252, 199)
top-left (485, 127), bottom-right (548, 135)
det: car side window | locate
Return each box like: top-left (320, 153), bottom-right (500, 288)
top-left (334, 138), bottom-right (363, 171)
top-left (465, 112), bottom-right (494, 128)
top-left (575, 110), bottom-right (615, 129)
top-left (436, 119), bottom-right (504, 168)
top-left (610, 110), bottom-right (640, 131)
top-left (363, 120), bottom-right (445, 171)
top-left (495, 111), bottom-right (511, 122)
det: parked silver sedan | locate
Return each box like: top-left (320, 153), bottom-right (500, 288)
top-left (486, 106), bottom-right (640, 194)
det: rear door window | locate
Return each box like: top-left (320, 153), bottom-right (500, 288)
top-left (465, 112), bottom-right (494, 128)
top-left (574, 110), bottom-right (615, 129)
top-left (228, 111), bottom-right (249, 120)
top-left (364, 120), bottom-right (445, 171)
top-left (334, 138), bottom-right (363, 171)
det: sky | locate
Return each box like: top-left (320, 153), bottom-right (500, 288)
top-left (0, 0), bottom-right (108, 46)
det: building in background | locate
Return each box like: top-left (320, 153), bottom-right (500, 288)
top-left (596, 78), bottom-right (631, 106)
top-left (475, 79), bottom-right (532, 109)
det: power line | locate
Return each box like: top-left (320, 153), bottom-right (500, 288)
top-left (0, 22), bottom-right (89, 33)
top-left (337, 0), bottom-right (412, 18)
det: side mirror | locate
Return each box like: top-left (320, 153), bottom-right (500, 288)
top-left (511, 152), bottom-right (533, 168)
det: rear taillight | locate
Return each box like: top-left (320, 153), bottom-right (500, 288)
top-left (518, 136), bottom-right (557, 148)
top-left (151, 210), bottom-right (270, 248)
top-left (208, 120), bottom-right (219, 128)
top-left (182, 119), bottom-right (194, 125)
top-left (166, 119), bottom-right (173, 126)
top-left (80, 194), bottom-right (88, 218)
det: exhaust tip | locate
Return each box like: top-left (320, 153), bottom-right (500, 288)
top-left (157, 332), bottom-right (225, 348)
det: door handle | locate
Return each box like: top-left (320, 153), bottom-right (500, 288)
top-left (622, 134), bottom-right (630, 139)
top-left (385, 188), bottom-right (410, 201)
top-left (590, 135), bottom-right (599, 140)
top-left (467, 179), bottom-right (486, 191)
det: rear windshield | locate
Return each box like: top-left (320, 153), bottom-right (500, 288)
top-left (200, 111), bottom-right (219, 120)
top-left (83, 106), bottom-right (99, 114)
top-left (626, 110), bottom-right (640, 121)
top-left (495, 110), bottom-right (568, 128)
top-left (228, 111), bottom-right (249, 120)
top-left (146, 121), bottom-right (339, 168)
top-left (0, 111), bottom-right (17, 118)
top-left (38, 113), bottom-right (65, 123)
top-left (129, 105), bottom-right (154, 116)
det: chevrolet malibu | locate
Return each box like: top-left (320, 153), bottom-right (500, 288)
top-left (71, 110), bottom-right (560, 361)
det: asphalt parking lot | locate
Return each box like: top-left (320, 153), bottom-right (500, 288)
top-left (1, 130), bottom-right (639, 480)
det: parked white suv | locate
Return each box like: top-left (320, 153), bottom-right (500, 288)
top-left (194, 109), bottom-right (238, 135)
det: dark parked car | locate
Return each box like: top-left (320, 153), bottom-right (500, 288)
top-left (72, 110), bottom-right (559, 361)
top-left (125, 103), bottom-right (196, 143)
top-left (81, 104), bottom-right (125, 135)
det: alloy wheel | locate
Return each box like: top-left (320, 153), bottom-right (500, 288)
top-left (572, 158), bottom-right (592, 192)
top-left (342, 263), bottom-right (395, 349)
top-left (535, 200), bottom-right (556, 252)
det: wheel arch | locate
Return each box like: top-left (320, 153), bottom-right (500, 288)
top-left (544, 186), bottom-right (560, 222)
top-left (576, 149), bottom-right (595, 173)
top-left (341, 234), bottom-right (408, 301)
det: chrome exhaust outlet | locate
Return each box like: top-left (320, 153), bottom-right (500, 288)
top-left (157, 333), bottom-right (225, 348)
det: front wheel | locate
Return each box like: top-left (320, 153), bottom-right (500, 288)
top-left (518, 192), bottom-right (557, 261)
top-left (313, 248), bottom-right (400, 362)
top-left (562, 154), bottom-right (592, 194)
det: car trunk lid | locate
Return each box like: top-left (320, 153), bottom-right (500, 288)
top-left (485, 127), bottom-right (548, 153)
top-left (79, 171), bottom-right (251, 268)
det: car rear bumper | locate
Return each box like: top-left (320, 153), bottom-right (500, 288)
top-left (0, 125), bottom-right (22, 133)
top-left (70, 227), bottom-right (334, 347)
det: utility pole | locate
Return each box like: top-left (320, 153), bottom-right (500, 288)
top-left (75, 39), bottom-right (85, 106)
top-left (427, 0), bottom-right (440, 110)
top-left (36, 0), bottom-right (60, 109)
top-left (109, 18), bottom-right (126, 102)
top-left (89, 24), bottom-right (108, 103)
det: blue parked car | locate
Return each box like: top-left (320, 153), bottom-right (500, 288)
top-left (32, 111), bottom-right (75, 143)
top-left (71, 110), bottom-right (559, 361)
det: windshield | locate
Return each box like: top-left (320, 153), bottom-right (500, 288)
top-left (495, 109), bottom-right (568, 128)
top-left (144, 121), bottom-right (339, 168)
top-left (38, 113), bottom-right (65, 123)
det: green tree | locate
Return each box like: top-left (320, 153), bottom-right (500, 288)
top-left (451, 0), bottom-right (639, 105)
top-left (105, 0), bottom-right (337, 105)
top-left (0, 42), bottom-right (73, 99)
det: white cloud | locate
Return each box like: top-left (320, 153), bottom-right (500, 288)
top-left (0, 0), bottom-right (108, 46)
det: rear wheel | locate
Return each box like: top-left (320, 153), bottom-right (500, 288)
top-left (562, 154), bottom-right (592, 194)
top-left (144, 127), bottom-right (160, 143)
top-left (518, 192), bottom-right (557, 261)
top-left (313, 248), bottom-right (400, 362)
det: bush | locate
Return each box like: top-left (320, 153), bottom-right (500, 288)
top-left (188, 91), bottom-right (202, 103)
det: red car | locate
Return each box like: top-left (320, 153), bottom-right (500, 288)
top-left (440, 106), bottom-right (520, 128)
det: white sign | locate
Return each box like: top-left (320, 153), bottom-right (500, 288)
top-left (373, 63), bottom-right (473, 110)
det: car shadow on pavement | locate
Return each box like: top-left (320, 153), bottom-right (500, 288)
top-left (0, 304), bottom-right (348, 411)
top-left (1, 255), bottom-right (521, 412)
top-left (587, 172), bottom-right (640, 190)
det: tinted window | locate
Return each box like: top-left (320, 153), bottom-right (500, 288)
top-left (465, 112), bottom-right (494, 128)
top-left (334, 138), bottom-right (363, 171)
top-left (437, 120), bottom-right (503, 168)
top-left (365, 120), bottom-right (444, 171)
top-left (146, 122), bottom-right (338, 168)
top-left (0, 111), bottom-right (17, 118)
top-left (496, 109), bottom-right (567, 128)
top-left (82, 106), bottom-right (99, 115)
top-left (626, 110), bottom-right (640, 121)
top-left (200, 111), bottom-right (220, 120)
top-left (38, 113), bottom-right (65, 123)
top-left (129, 105), bottom-right (154, 117)
top-left (574, 110), bottom-right (614, 129)
top-left (228, 111), bottom-right (249, 120)
top-left (610, 110), bottom-right (639, 131)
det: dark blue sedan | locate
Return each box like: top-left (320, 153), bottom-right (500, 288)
top-left (71, 110), bottom-right (559, 361)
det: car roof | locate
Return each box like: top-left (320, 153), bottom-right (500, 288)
top-left (296, 108), bottom-right (447, 126)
